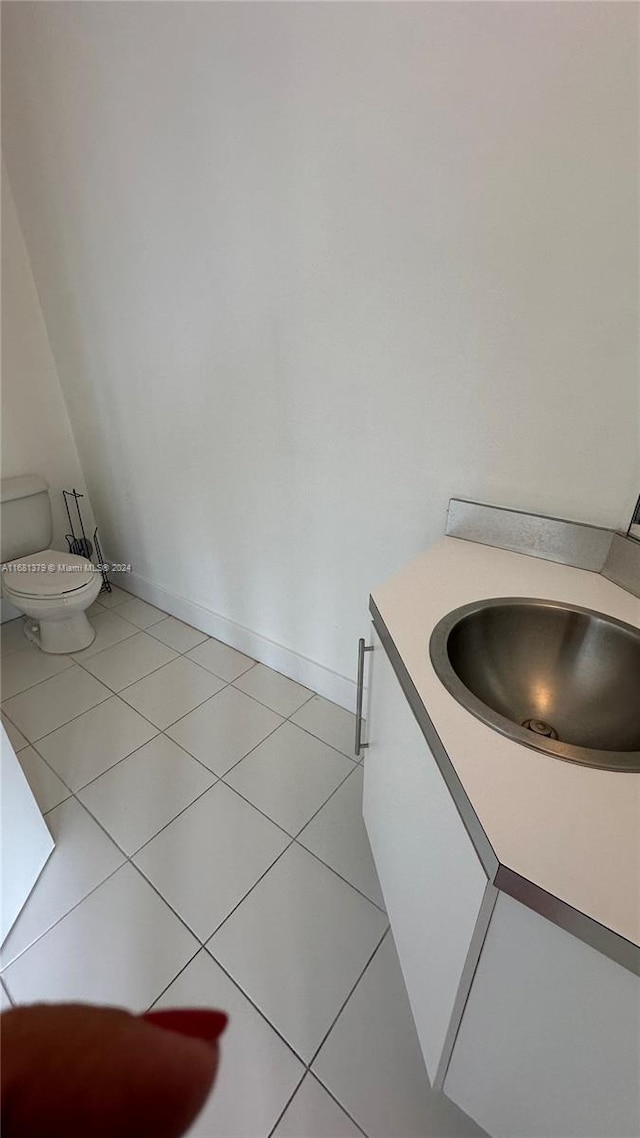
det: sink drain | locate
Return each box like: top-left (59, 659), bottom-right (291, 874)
top-left (522, 718), bottom-right (559, 740)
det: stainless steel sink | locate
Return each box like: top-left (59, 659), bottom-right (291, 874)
top-left (429, 598), bottom-right (640, 772)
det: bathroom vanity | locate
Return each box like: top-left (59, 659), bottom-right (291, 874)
top-left (361, 505), bottom-right (640, 1138)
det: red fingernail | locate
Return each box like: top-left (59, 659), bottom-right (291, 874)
top-left (141, 1008), bottom-right (228, 1047)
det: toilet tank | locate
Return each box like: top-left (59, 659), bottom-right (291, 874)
top-left (1, 476), bottom-right (53, 563)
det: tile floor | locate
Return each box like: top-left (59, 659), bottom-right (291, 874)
top-left (1, 590), bottom-right (484, 1138)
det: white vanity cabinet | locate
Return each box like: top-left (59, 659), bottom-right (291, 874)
top-left (362, 624), bottom-right (640, 1138)
top-left (362, 625), bottom-right (492, 1083)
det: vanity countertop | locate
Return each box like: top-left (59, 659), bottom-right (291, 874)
top-left (371, 535), bottom-right (640, 959)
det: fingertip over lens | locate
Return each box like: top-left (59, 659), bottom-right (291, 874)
top-left (140, 1008), bottom-right (228, 1047)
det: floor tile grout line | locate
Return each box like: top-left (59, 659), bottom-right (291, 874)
top-left (272, 715), bottom-right (359, 766)
top-left (1, 648), bottom-right (128, 723)
top-left (60, 607), bottom-right (256, 709)
top-left (4, 618), bottom-right (356, 754)
top-left (123, 853), bottom-right (329, 1077)
top-left (145, 624), bottom-right (209, 653)
top-left (71, 777), bottom-right (294, 951)
top-left (306, 926), bottom-right (391, 1071)
top-left (3, 689), bottom-right (113, 748)
top-left (70, 655), bottom-right (232, 725)
top-left (1, 611), bottom-right (151, 675)
top-left (0, 654), bottom-right (76, 702)
top-left (201, 927), bottom-right (391, 1134)
top-left (42, 792), bottom-right (72, 817)
top-left (32, 727), bottom-right (163, 800)
top-left (143, 944), bottom-right (209, 1012)
top-left (219, 757), bottom-right (360, 851)
top-left (71, 632), bottom-right (139, 664)
top-left (73, 648), bottom-right (181, 695)
top-left (3, 841), bottom-right (382, 1103)
top-left (95, 590), bottom-right (168, 628)
top-left (208, 780), bottom-right (300, 843)
top-left (72, 600), bottom-right (147, 636)
top-left (3, 754), bottom-right (374, 986)
top-left (3, 762), bottom-right (217, 974)
top-left (126, 857), bottom-right (219, 949)
top-left (5, 608), bottom-right (252, 693)
top-left (177, 643), bottom-right (352, 732)
top-left (266, 1068), bottom-right (370, 1138)
top-left (3, 607), bottom-right (365, 976)
top-left (2, 797), bottom-right (208, 978)
top-left (289, 754), bottom-right (359, 829)
top-left (227, 683), bottom-right (314, 723)
top-left (0, 977), bottom-right (15, 1009)
top-left (50, 790), bottom-right (210, 956)
top-left (214, 712), bottom-right (358, 787)
top-left (229, 674), bottom-right (317, 719)
top-left (293, 837), bottom-right (387, 915)
top-left (305, 1071), bottom-right (371, 1138)
top-left (287, 717), bottom-right (360, 764)
top-left (73, 609), bottom-right (141, 637)
top-left (16, 687), bottom-right (370, 931)
top-left (22, 661), bottom-right (352, 850)
top-left (29, 735), bottom-right (373, 975)
top-left (42, 739), bottom-right (378, 949)
top-left (81, 603), bottom-right (354, 734)
top-left (0, 859), bottom-right (127, 979)
top-left (115, 670), bottom-right (228, 723)
top-left (93, 814), bottom-right (304, 1065)
top-left (8, 650), bottom-right (279, 753)
top-left (198, 833), bottom-right (386, 1038)
top-left (70, 634), bottom-right (278, 727)
top-left (114, 648), bottom-right (231, 696)
top-left (21, 678), bottom-right (352, 799)
top-left (8, 691), bottom-right (160, 757)
top-left (163, 711), bottom-right (284, 782)
top-left (0, 591), bottom-right (147, 663)
top-left (211, 710), bottom-right (361, 835)
top-left (188, 652), bottom-right (257, 680)
top-left (113, 614), bottom-right (168, 634)
top-left (73, 667), bottom-right (234, 740)
top-left (199, 940), bottom-right (310, 1069)
top-left (66, 611), bottom-right (215, 685)
top-left (124, 726), bottom-right (227, 796)
top-left (198, 834), bottom-right (297, 944)
top-left (264, 1071), bottom-right (309, 1138)
top-left (79, 773), bottom-right (219, 860)
top-left (4, 779), bottom-right (385, 1133)
top-left (95, 585), bottom-right (131, 607)
top-left (7, 631), bottom-right (359, 875)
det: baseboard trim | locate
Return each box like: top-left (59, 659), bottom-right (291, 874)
top-left (107, 565), bottom-right (357, 713)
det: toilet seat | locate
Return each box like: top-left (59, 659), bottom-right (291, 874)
top-left (2, 549), bottom-right (98, 599)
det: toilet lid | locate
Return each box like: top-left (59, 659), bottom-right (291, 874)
top-left (2, 549), bottom-right (98, 597)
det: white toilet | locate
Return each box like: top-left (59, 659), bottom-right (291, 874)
top-left (1, 475), bottom-right (102, 653)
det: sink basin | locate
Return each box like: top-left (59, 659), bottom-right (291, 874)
top-left (429, 598), bottom-right (640, 772)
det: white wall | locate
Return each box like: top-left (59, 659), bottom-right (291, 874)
top-left (1, 168), bottom-right (95, 563)
top-left (2, 3), bottom-right (637, 701)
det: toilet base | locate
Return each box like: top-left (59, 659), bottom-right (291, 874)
top-left (25, 611), bottom-right (96, 654)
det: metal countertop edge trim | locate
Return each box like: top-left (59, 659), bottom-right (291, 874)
top-left (368, 596), bottom-right (640, 978)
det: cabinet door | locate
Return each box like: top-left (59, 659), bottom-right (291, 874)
top-left (445, 892), bottom-right (640, 1138)
top-left (362, 626), bottom-right (489, 1083)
